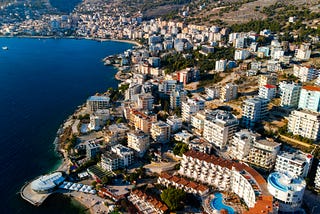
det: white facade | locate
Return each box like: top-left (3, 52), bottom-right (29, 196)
top-left (86, 95), bottom-right (110, 112)
top-left (220, 83), bottom-right (238, 102)
top-left (215, 59), bottom-right (227, 72)
top-left (170, 89), bottom-right (187, 109)
top-left (258, 84), bottom-right (276, 100)
top-left (275, 150), bottom-right (313, 178)
top-left (288, 109), bottom-right (320, 141)
top-left (259, 74), bottom-right (278, 87)
top-left (229, 129), bottom-right (259, 160)
top-left (203, 109), bottom-right (239, 149)
top-left (166, 115), bottom-right (182, 133)
top-left (151, 121), bottom-right (171, 143)
top-left (293, 65), bottom-right (318, 82)
top-left (181, 97), bottom-right (205, 122)
top-left (241, 97), bottom-right (269, 128)
top-left (205, 86), bottom-right (220, 100)
top-left (137, 93), bottom-right (154, 110)
top-left (315, 163), bottom-right (320, 191)
top-left (279, 81), bottom-right (301, 108)
top-left (127, 130), bottom-right (150, 157)
top-left (298, 86), bottom-right (320, 112)
top-left (234, 49), bottom-right (250, 60)
top-left (267, 172), bottom-right (306, 212)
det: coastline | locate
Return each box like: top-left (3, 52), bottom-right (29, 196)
top-left (0, 35), bottom-right (142, 47)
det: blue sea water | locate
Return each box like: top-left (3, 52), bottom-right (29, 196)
top-left (0, 37), bottom-right (132, 213)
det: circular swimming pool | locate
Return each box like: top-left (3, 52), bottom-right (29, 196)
top-left (210, 193), bottom-right (235, 214)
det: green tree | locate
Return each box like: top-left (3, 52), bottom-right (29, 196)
top-left (160, 188), bottom-right (186, 211)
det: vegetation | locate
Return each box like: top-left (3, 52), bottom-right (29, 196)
top-left (160, 188), bottom-right (186, 211)
top-left (173, 142), bottom-right (189, 156)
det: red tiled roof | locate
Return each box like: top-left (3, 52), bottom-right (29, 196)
top-left (264, 84), bottom-right (276, 89)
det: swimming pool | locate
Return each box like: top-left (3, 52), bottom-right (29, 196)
top-left (210, 193), bottom-right (235, 214)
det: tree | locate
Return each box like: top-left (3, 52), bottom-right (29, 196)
top-left (173, 142), bottom-right (189, 156)
top-left (160, 188), bottom-right (186, 211)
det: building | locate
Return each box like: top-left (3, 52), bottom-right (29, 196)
top-left (241, 97), bottom-right (269, 128)
top-left (295, 43), bottom-right (311, 61)
top-left (128, 109), bottom-right (157, 134)
top-left (234, 49), bottom-right (250, 60)
top-left (104, 123), bottom-right (130, 145)
top-left (88, 109), bottom-right (110, 131)
top-left (275, 150), bottom-right (313, 178)
top-left (170, 89), bottom-right (187, 109)
top-left (181, 97), bottom-right (205, 122)
top-left (279, 81), bottom-right (301, 108)
top-left (215, 59), bottom-right (227, 72)
top-left (288, 109), bottom-right (320, 141)
top-left (187, 137), bottom-right (212, 154)
top-left (176, 68), bottom-right (199, 85)
top-left (229, 129), bottom-right (260, 160)
top-left (258, 84), bottom-right (276, 100)
top-left (203, 109), bottom-right (239, 149)
top-left (179, 150), bottom-right (274, 213)
top-left (205, 86), bottom-right (220, 100)
top-left (315, 163), bottom-right (320, 191)
top-left (191, 111), bottom-right (206, 136)
top-left (151, 121), bottom-right (171, 143)
top-left (158, 173), bottom-right (209, 197)
top-left (30, 172), bottom-right (65, 194)
top-left (267, 172), bottom-right (306, 212)
top-left (101, 145), bottom-right (134, 171)
top-left (298, 86), bottom-right (320, 112)
top-left (137, 94), bottom-right (154, 111)
top-left (220, 83), bottom-right (238, 102)
top-left (246, 138), bottom-right (281, 170)
top-left (127, 130), bottom-right (150, 157)
top-left (166, 115), bottom-right (182, 133)
top-left (293, 65), bottom-right (318, 82)
top-left (128, 189), bottom-right (168, 214)
top-left (158, 80), bottom-right (180, 95)
top-left (86, 142), bottom-right (100, 159)
top-left (86, 95), bottom-right (110, 112)
top-left (259, 74), bottom-right (277, 87)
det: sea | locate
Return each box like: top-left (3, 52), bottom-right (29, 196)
top-left (0, 37), bottom-right (132, 214)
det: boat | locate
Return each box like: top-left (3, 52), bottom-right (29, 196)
top-left (2, 46), bottom-right (8, 50)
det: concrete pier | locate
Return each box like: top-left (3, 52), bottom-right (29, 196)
top-left (20, 181), bottom-right (51, 206)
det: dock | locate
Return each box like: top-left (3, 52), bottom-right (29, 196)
top-left (20, 181), bottom-right (51, 206)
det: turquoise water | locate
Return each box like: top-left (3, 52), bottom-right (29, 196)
top-left (210, 193), bottom-right (235, 214)
top-left (0, 37), bottom-right (132, 213)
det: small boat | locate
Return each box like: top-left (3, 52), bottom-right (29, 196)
top-left (2, 46), bottom-right (8, 50)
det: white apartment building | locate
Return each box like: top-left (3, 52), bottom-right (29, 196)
top-left (298, 86), bottom-right (320, 112)
top-left (86, 95), bottom-right (110, 112)
top-left (191, 111), bottom-right (206, 136)
top-left (229, 129), bottom-right (260, 160)
top-left (101, 145), bottom-right (134, 171)
top-left (179, 150), bottom-right (274, 213)
top-left (215, 59), bottom-right (227, 72)
top-left (170, 88), bottom-right (187, 109)
top-left (259, 74), bottom-right (278, 87)
top-left (88, 109), bottom-right (110, 131)
top-left (205, 86), bottom-right (220, 100)
top-left (150, 121), bottom-right (171, 143)
top-left (137, 93), bottom-right (154, 111)
top-left (258, 84), bottom-right (276, 100)
top-left (234, 49), bottom-right (250, 60)
top-left (166, 115), bottom-right (182, 133)
top-left (220, 83), bottom-right (238, 102)
top-left (241, 97), bottom-right (269, 128)
top-left (295, 43), bottom-right (311, 61)
top-left (267, 172), bottom-right (306, 212)
top-left (314, 163), bottom-right (320, 191)
top-left (203, 109), bottom-right (239, 149)
top-left (246, 138), bottom-right (281, 170)
top-left (293, 64), bottom-right (318, 82)
top-left (104, 123), bottom-right (130, 145)
top-left (127, 130), bottom-right (150, 157)
top-left (181, 97), bottom-right (205, 122)
top-left (288, 109), bottom-right (320, 141)
top-left (275, 150), bottom-right (313, 178)
top-left (158, 80), bottom-right (180, 95)
top-left (279, 81), bottom-right (301, 108)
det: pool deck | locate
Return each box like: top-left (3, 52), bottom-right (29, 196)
top-left (20, 181), bottom-right (51, 206)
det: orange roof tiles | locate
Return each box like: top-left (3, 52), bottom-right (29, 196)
top-left (302, 85), bottom-right (320, 92)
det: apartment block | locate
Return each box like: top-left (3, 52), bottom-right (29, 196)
top-left (298, 86), bottom-right (320, 112)
top-left (181, 97), bottom-right (205, 122)
top-left (288, 109), bottom-right (320, 141)
top-left (151, 121), bottom-right (171, 143)
top-left (203, 109), bottom-right (239, 149)
top-left (293, 64), bottom-right (318, 82)
top-left (220, 83), bottom-right (238, 102)
top-left (279, 81), bottom-right (301, 108)
top-left (86, 95), bottom-right (110, 112)
top-left (258, 84), bottom-right (276, 100)
top-left (127, 130), bottom-right (150, 157)
top-left (241, 97), bottom-right (269, 128)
